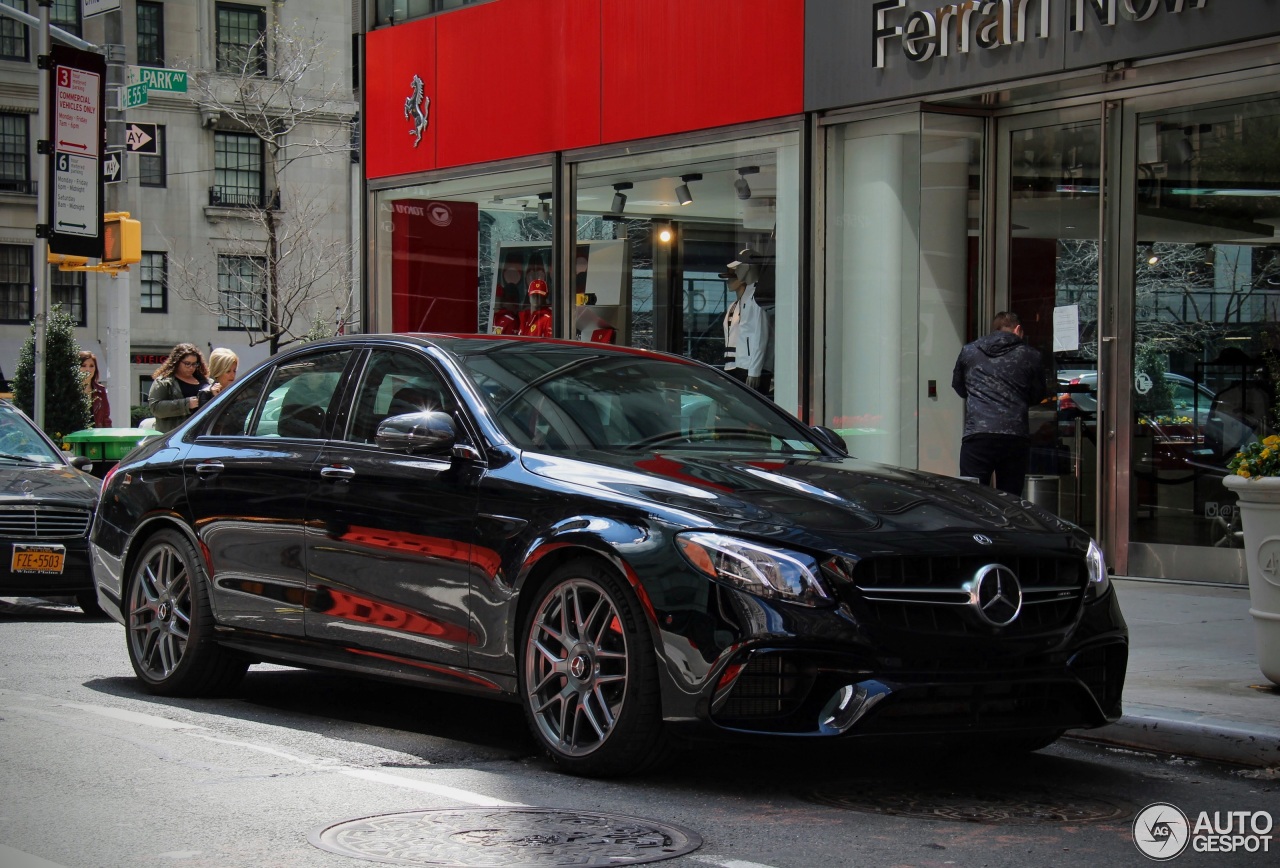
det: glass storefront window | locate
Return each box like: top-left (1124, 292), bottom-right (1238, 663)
top-left (824, 112), bottom-right (983, 471)
top-left (371, 166), bottom-right (554, 335)
top-left (1129, 96), bottom-right (1280, 550)
top-left (573, 132), bottom-right (803, 414)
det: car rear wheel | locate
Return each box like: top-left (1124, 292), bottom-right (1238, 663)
top-left (520, 559), bottom-right (667, 777)
top-left (125, 528), bottom-right (247, 696)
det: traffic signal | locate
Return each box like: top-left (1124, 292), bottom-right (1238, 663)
top-left (48, 251), bottom-right (90, 269)
top-left (102, 212), bottom-right (142, 266)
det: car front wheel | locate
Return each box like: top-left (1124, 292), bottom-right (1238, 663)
top-left (125, 528), bottom-right (247, 696)
top-left (520, 559), bottom-right (667, 777)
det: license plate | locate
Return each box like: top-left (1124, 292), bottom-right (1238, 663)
top-left (11, 544), bottom-right (66, 575)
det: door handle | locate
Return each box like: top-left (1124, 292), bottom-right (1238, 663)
top-left (193, 461), bottom-right (224, 476)
top-left (320, 465), bottom-right (356, 480)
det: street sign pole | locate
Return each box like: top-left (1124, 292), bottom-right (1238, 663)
top-left (103, 7), bottom-right (132, 414)
top-left (33, 1), bottom-right (50, 428)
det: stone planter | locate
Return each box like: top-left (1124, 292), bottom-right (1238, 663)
top-left (1222, 474), bottom-right (1280, 685)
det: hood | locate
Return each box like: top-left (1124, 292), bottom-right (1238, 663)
top-left (520, 450), bottom-right (1075, 553)
top-left (0, 462), bottom-right (100, 506)
top-left (976, 331), bottom-right (1024, 358)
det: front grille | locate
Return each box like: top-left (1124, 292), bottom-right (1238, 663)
top-left (843, 554), bottom-right (1084, 637)
top-left (0, 505), bottom-right (92, 539)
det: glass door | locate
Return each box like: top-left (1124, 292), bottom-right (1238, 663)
top-left (996, 108), bottom-right (1107, 539)
top-left (1122, 91), bottom-right (1280, 584)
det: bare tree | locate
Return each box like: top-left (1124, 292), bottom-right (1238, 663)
top-left (170, 22), bottom-right (357, 354)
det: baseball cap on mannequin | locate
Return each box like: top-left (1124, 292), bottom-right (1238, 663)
top-left (719, 248), bottom-right (758, 283)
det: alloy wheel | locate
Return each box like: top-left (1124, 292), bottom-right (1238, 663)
top-left (524, 578), bottom-right (629, 757)
top-left (128, 542), bottom-right (193, 680)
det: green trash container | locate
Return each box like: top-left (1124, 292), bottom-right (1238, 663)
top-left (63, 428), bottom-right (162, 478)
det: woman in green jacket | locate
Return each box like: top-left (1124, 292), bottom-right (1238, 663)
top-left (148, 343), bottom-right (210, 433)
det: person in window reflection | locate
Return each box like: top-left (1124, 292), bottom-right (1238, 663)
top-left (951, 311), bottom-right (1047, 496)
top-left (148, 343), bottom-right (211, 434)
top-left (720, 252), bottom-right (769, 393)
top-left (79, 351), bottom-right (111, 428)
top-left (522, 278), bottom-right (553, 337)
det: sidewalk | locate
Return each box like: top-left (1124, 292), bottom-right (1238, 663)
top-left (1065, 578), bottom-right (1280, 768)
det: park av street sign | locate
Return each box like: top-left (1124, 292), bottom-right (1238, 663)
top-left (127, 65), bottom-right (188, 93)
top-left (47, 45), bottom-right (105, 258)
top-left (123, 67), bottom-right (187, 109)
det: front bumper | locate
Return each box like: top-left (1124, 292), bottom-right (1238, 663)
top-left (704, 638), bottom-right (1127, 737)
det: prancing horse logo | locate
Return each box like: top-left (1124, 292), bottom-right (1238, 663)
top-left (404, 74), bottom-right (429, 147)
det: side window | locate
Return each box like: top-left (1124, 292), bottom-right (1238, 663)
top-left (253, 350), bottom-right (353, 438)
top-left (204, 367), bottom-right (268, 436)
top-left (343, 350), bottom-right (454, 445)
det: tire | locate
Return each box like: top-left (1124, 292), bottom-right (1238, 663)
top-left (124, 528), bottom-right (247, 696)
top-left (76, 590), bottom-right (107, 619)
top-left (519, 558), bottom-right (668, 777)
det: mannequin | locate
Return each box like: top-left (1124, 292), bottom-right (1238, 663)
top-left (721, 254), bottom-right (769, 390)
top-left (522, 278), bottom-right (553, 337)
top-left (493, 250), bottom-right (524, 334)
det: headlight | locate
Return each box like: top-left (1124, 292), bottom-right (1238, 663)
top-left (1085, 538), bottom-right (1110, 601)
top-left (675, 531), bottom-right (831, 606)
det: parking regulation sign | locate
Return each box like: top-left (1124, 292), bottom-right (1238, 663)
top-left (47, 45), bottom-right (106, 258)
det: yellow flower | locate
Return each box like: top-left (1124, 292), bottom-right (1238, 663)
top-left (1266, 435), bottom-right (1280, 447)
top-left (1239, 469), bottom-right (1252, 478)
top-left (1264, 450), bottom-right (1272, 460)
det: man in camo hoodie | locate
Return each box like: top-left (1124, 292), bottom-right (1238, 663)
top-left (951, 311), bottom-right (1047, 496)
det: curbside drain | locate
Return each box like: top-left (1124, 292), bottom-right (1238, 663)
top-left (309, 807), bottom-right (702, 866)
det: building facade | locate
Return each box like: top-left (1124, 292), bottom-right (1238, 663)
top-left (362, 0), bottom-right (1280, 585)
top-left (0, 0), bottom-right (358, 418)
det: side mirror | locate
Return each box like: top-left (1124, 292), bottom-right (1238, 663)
top-left (376, 410), bottom-right (457, 454)
top-left (69, 455), bottom-right (94, 472)
top-left (812, 425), bottom-right (849, 455)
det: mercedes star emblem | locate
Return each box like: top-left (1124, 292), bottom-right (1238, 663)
top-left (968, 563), bottom-right (1022, 627)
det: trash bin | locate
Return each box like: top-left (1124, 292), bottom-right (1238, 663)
top-left (63, 427), bottom-right (161, 479)
top-left (1024, 474), bottom-right (1060, 515)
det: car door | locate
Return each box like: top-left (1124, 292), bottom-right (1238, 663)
top-left (183, 348), bottom-right (355, 636)
top-left (304, 347), bottom-right (482, 672)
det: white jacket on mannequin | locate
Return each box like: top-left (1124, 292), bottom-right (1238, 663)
top-left (723, 284), bottom-right (769, 378)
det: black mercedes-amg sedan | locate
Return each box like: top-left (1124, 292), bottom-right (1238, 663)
top-left (90, 334), bottom-right (1127, 776)
top-left (1, 399), bottom-right (102, 615)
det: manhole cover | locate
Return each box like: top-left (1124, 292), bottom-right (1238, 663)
top-left (309, 807), bottom-right (702, 866)
top-left (803, 782), bottom-right (1130, 825)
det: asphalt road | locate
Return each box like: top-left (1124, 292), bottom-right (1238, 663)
top-left (1, 596), bottom-right (1276, 868)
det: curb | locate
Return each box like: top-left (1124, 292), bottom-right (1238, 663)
top-left (1065, 704), bottom-right (1280, 768)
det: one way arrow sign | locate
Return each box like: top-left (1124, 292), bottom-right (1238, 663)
top-left (103, 152), bottom-right (123, 184)
top-left (125, 123), bottom-right (158, 154)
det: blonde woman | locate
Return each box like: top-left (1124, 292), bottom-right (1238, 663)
top-left (207, 348), bottom-right (239, 397)
top-left (147, 343), bottom-right (210, 434)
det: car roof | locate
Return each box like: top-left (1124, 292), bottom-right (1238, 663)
top-left (289, 333), bottom-right (699, 367)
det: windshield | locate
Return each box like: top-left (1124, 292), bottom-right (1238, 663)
top-left (0, 405), bottom-right (63, 464)
top-left (456, 345), bottom-right (822, 455)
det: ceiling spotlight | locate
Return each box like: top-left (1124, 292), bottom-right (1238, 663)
top-left (611, 182), bottom-right (633, 214)
top-left (735, 166), bottom-right (759, 201)
top-left (658, 227), bottom-right (673, 243)
top-left (537, 191), bottom-right (552, 221)
top-left (675, 173), bottom-right (702, 206)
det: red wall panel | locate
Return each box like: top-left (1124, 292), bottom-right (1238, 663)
top-left (434, 0), bottom-right (602, 168)
top-left (601, 0), bottom-right (805, 143)
top-left (366, 17), bottom-right (438, 179)
top-left (364, 1), bottom-right (805, 179)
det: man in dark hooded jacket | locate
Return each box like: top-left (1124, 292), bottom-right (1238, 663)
top-left (952, 311), bottom-right (1046, 496)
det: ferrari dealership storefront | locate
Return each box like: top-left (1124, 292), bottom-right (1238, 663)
top-left (362, 0), bottom-right (1280, 584)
